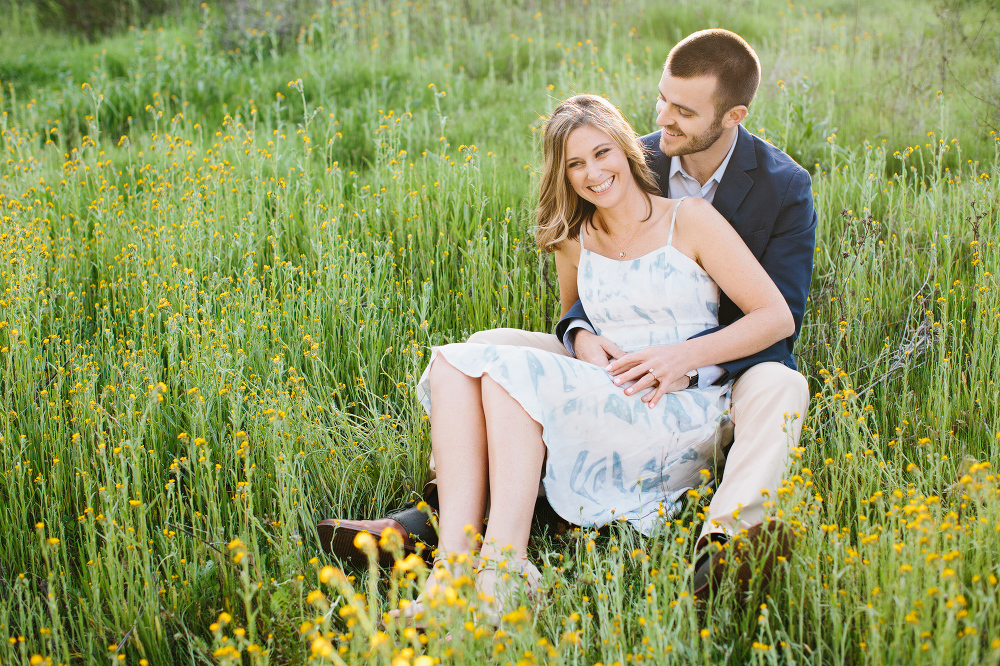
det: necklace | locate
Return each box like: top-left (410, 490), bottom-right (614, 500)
top-left (608, 220), bottom-right (644, 258)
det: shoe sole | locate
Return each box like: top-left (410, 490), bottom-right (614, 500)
top-left (317, 522), bottom-right (410, 569)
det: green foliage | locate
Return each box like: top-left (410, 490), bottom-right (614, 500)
top-left (0, 0), bottom-right (999, 664)
top-left (5, 0), bottom-right (183, 40)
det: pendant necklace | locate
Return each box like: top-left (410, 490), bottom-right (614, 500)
top-left (609, 220), bottom-right (643, 259)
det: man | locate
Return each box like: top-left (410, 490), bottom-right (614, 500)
top-left (318, 29), bottom-right (814, 600)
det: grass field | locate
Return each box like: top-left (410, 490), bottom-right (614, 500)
top-left (1, 0), bottom-right (999, 664)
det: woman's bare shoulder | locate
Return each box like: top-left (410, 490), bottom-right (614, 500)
top-left (676, 196), bottom-right (725, 230)
top-left (648, 193), bottom-right (671, 213)
top-left (553, 234), bottom-right (581, 258)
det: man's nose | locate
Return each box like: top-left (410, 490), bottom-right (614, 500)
top-left (655, 102), bottom-right (671, 127)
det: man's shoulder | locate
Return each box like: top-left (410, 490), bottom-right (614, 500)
top-left (640, 130), bottom-right (669, 193)
top-left (742, 128), bottom-right (810, 184)
top-left (640, 130), bottom-right (665, 162)
top-left (640, 130), bottom-right (661, 147)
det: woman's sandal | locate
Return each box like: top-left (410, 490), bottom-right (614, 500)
top-left (385, 554), bottom-right (478, 628)
top-left (473, 557), bottom-right (542, 627)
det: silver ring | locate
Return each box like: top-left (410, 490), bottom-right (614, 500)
top-left (647, 369), bottom-right (656, 379)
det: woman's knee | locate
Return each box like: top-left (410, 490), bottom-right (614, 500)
top-left (481, 375), bottom-right (539, 429)
top-left (480, 373), bottom-right (510, 413)
top-left (428, 356), bottom-right (476, 397)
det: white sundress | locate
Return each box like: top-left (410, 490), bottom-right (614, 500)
top-left (416, 198), bottom-right (733, 534)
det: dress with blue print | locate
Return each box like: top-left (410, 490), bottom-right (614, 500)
top-left (416, 200), bottom-right (732, 535)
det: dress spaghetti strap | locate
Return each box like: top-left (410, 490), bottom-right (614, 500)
top-left (666, 196), bottom-right (687, 248)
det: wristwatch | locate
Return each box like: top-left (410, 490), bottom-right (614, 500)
top-left (686, 371), bottom-right (699, 389)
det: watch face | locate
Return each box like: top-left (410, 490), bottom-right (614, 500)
top-left (687, 373), bottom-right (699, 389)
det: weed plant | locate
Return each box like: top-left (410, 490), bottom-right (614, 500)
top-left (0, 0), bottom-right (998, 664)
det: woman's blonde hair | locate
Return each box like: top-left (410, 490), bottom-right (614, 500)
top-left (535, 94), bottom-right (659, 252)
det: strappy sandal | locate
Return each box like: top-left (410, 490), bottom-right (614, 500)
top-left (473, 557), bottom-right (542, 627)
top-left (385, 554), bottom-right (479, 629)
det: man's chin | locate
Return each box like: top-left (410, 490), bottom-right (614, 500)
top-left (660, 139), bottom-right (686, 157)
top-left (659, 132), bottom-right (687, 156)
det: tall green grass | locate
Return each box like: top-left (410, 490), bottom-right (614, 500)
top-left (0, 0), bottom-right (998, 664)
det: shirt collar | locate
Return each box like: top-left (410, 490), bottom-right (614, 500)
top-left (668, 129), bottom-right (740, 187)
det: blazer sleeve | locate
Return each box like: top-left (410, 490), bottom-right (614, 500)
top-left (695, 166), bottom-right (816, 380)
top-left (555, 300), bottom-right (592, 345)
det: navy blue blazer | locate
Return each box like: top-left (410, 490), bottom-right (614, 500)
top-left (555, 124), bottom-right (816, 381)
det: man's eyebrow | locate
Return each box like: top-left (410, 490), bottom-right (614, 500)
top-left (658, 89), bottom-right (698, 115)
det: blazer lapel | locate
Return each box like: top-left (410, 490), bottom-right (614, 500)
top-left (713, 125), bottom-right (756, 223)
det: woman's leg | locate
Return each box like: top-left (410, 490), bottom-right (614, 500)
top-left (478, 374), bottom-right (546, 563)
top-left (396, 358), bottom-right (543, 624)
top-left (429, 356), bottom-right (490, 556)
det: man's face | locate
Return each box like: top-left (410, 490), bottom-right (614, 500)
top-left (654, 71), bottom-right (726, 157)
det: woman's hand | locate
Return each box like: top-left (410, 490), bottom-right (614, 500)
top-left (606, 344), bottom-right (692, 407)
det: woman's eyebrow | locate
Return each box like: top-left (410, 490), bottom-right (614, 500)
top-left (566, 142), bottom-right (613, 163)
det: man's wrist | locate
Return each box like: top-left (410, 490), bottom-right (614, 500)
top-left (562, 320), bottom-right (596, 356)
top-left (686, 371), bottom-right (699, 389)
top-left (696, 365), bottom-right (725, 388)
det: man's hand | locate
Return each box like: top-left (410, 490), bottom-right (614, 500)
top-left (606, 344), bottom-right (693, 407)
top-left (573, 329), bottom-right (626, 367)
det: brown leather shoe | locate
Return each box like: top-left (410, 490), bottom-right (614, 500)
top-left (729, 520), bottom-right (794, 596)
top-left (692, 520), bottom-right (794, 606)
top-left (317, 506), bottom-right (437, 569)
top-left (691, 534), bottom-right (729, 602)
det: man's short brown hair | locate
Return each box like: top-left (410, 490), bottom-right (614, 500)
top-left (665, 29), bottom-right (761, 118)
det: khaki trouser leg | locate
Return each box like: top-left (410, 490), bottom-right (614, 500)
top-left (424, 329), bottom-right (568, 491)
top-left (699, 362), bottom-right (809, 543)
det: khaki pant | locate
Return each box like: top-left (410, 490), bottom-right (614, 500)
top-left (425, 328), bottom-right (809, 541)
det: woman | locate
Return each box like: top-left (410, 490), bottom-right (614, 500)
top-left (405, 94), bottom-right (793, 622)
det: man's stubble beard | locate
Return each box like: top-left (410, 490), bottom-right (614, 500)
top-left (660, 113), bottom-right (726, 158)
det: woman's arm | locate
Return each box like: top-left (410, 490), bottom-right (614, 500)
top-left (608, 198), bottom-right (794, 406)
top-left (553, 238), bottom-right (581, 319)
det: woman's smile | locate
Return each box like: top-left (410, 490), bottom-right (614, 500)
top-left (589, 175), bottom-right (615, 194)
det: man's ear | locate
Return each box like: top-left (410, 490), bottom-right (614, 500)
top-left (721, 105), bottom-right (748, 129)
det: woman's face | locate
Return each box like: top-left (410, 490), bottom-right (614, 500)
top-left (564, 124), bottom-right (632, 209)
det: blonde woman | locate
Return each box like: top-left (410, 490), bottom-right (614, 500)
top-left (407, 94), bottom-right (793, 622)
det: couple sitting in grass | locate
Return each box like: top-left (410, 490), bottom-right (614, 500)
top-left (319, 28), bottom-right (815, 624)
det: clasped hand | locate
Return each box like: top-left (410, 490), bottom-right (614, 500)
top-left (573, 329), bottom-right (691, 407)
